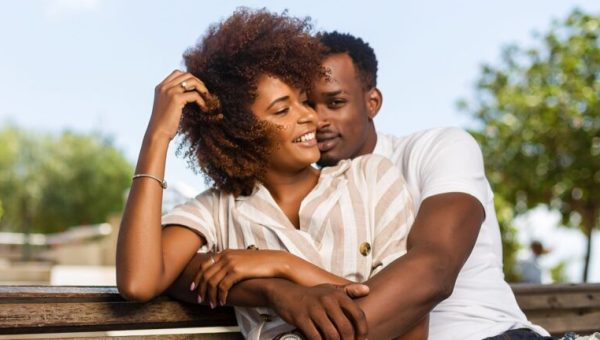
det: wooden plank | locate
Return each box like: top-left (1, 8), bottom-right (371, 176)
top-left (0, 286), bottom-right (238, 335)
top-left (515, 290), bottom-right (600, 310)
top-left (0, 286), bottom-right (121, 300)
top-left (527, 310), bottom-right (600, 336)
top-left (1, 284), bottom-right (600, 336)
top-left (512, 284), bottom-right (600, 335)
top-left (511, 283), bottom-right (600, 295)
top-left (52, 335), bottom-right (242, 340)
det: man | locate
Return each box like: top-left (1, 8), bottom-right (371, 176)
top-left (305, 31), bottom-right (550, 339)
top-left (167, 32), bottom-right (550, 340)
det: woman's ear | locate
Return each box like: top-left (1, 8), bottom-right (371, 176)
top-left (366, 87), bottom-right (383, 119)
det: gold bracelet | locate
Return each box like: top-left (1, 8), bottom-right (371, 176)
top-left (132, 174), bottom-right (167, 189)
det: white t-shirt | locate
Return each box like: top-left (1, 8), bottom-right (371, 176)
top-left (373, 127), bottom-right (548, 340)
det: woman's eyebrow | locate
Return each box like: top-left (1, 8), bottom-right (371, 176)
top-left (266, 96), bottom-right (290, 110)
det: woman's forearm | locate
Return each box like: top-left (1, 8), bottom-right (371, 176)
top-left (116, 132), bottom-right (171, 301)
top-left (280, 252), bottom-right (352, 286)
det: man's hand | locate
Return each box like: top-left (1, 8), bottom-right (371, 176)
top-left (264, 281), bottom-right (369, 340)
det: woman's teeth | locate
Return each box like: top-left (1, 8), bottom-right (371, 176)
top-left (293, 132), bottom-right (315, 143)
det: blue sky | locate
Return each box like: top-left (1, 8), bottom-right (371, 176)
top-left (1, 0), bottom-right (599, 281)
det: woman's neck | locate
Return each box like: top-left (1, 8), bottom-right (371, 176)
top-left (262, 166), bottom-right (320, 228)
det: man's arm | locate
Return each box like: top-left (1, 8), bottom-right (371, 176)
top-left (357, 192), bottom-right (484, 338)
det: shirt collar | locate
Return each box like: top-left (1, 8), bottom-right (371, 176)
top-left (373, 132), bottom-right (392, 158)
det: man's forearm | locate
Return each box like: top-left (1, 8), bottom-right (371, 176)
top-left (358, 193), bottom-right (484, 339)
top-left (357, 247), bottom-right (451, 339)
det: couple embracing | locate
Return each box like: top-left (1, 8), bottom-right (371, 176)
top-left (117, 8), bottom-right (550, 340)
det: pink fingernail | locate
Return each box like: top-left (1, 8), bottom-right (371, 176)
top-left (210, 302), bottom-right (215, 309)
top-left (190, 282), bottom-right (196, 291)
top-left (197, 295), bottom-right (202, 304)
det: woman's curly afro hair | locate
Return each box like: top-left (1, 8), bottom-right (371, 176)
top-left (178, 8), bottom-right (324, 197)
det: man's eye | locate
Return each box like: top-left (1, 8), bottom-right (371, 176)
top-left (303, 100), bottom-right (315, 108)
top-left (275, 108), bottom-right (289, 115)
top-left (330, 99), bottom-right (346, 107)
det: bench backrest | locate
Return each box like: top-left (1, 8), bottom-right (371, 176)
top-left (1, 284), bottom-right (599, 337)
top-left (512, 283), bottom-right (600, 336)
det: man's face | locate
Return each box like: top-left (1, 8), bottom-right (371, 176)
top-left (310, 53), bottom-right (379, 167)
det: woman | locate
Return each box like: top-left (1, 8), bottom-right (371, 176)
top-left (116, 8), bottom-right (422, 339)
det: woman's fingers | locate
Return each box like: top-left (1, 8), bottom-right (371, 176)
top-left (190, 253), bottom-right (216, 302)
top-left (181, 91), bottom-right (207, 111)
top-left (166, 73), bottom-right (210, 95)
top-left (207, 269), bottom-right (228, 308)
top-left (198, 256), bottom-right (222, 303)
top-left (158, 69), bottom-right (184, 87)
top-left (180, 77), bottom-right (210, 97)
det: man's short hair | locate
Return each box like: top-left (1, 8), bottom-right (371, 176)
top-left (318, 31), bottom-right (378, 89)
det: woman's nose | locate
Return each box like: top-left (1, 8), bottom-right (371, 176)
top-left (298, 103), bottom-right (317, 124)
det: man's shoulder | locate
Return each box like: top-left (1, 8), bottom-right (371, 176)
top-left (381, 126), bottom-right (474, 145)
top-left (376, 127), bottom-right (478, 160)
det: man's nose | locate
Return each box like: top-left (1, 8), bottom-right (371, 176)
top-left (311, 104), bottom-right (328, 128)
top-left (316, 109), bottom-right (330, 129)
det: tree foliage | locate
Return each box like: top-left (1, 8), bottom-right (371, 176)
top-left (462, 9), bottom-right (600, 281)
top-left (0, 125), bottom-right (133, 234)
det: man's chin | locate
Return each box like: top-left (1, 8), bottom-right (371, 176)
top-left (316, 155), bottom-right (341, 168)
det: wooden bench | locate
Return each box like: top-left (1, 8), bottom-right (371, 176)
top-left (0, 286), bottom-right (241, 339)
top-left (512, 283), bottom-right (600, 336)
top-left (0, 284), bottom-right (599, 338)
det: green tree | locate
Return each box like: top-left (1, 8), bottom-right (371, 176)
top-left (0, 125), bottom-right (133, 235)
top-left (461, 9), bottom-right (600, 281)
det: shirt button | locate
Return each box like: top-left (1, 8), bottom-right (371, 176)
top-left (260, 313), bottom-right (272, 322)
top-left (247, 244), bottom-right (259, 250)
top-left (359, 242), bottom-right (371, 256)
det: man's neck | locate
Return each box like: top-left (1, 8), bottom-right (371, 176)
top-left (356, 124), bottom-right (378, 156)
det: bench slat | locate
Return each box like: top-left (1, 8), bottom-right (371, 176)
top-left (0, 286), bottom-right (237, 335)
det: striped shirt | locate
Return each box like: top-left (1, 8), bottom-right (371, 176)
top-left (162, 154), bottom-right (414, 340)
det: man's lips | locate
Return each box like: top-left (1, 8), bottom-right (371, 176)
top-left (317, 135), bottom-right (339, 152)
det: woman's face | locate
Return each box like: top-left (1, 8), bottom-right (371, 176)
top-left (251, 74), bottom-right (320, 172)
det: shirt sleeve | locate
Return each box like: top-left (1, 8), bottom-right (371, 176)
top-left (416, 128), bottom-right (490, 207)
top-left (161, 189), bottom-right (219, 252)
top-left (359, 155), bottom-right (415, 277)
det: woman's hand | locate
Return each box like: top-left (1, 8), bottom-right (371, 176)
top-left (146, 70), bottom-right (209, 141)
top-left (192, 249), bottom-right (292, 307)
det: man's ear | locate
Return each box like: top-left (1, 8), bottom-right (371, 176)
top-left (366, 87), bottom-right (383, 119)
